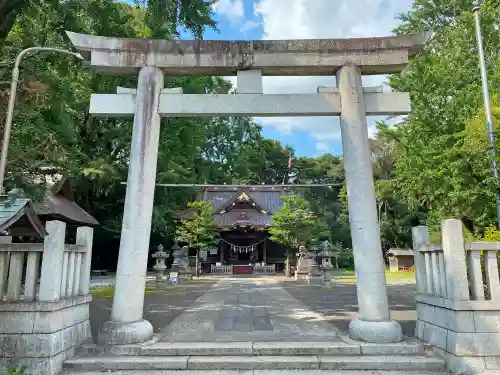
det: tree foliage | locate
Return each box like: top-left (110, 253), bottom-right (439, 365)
top-left (269, 195), bottom-right (327, 251)
top-left (2, 0), bottom-right (499, 271)
top-left (388, 0), bottom-right (500, 234)
top-left (175, 201), bottom-right (219, 250)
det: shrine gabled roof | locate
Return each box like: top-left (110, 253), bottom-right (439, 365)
top-left (33, 176), bottom-right (99, 227)
top-left (175, 186), bottom-right (294, 224)
top-left (0, 190), bottom-right (47, 238)
top-left (203, 187), bottom-right (293, 215)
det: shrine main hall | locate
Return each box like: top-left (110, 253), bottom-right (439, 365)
top-left (177, 186), bottom-right (292, 275)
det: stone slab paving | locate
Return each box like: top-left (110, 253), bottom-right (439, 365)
top-left (282, 280), bottom-right (417, 335)
top-left (89, 279), bottom-right (217, 341)
top-left (159, 277), bottom-right (344, 342)
top-left (90, 276), bottom-right (418, 344)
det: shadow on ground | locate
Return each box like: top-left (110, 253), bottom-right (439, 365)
top-left (89, 277), bottom-right (417, 342)
top-left (89, 280), bottom-right (217, 342)
top-left (281, 280), bottom-right (416, 335)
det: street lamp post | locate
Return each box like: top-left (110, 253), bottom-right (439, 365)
top-left (473, 2), bottom-right (500, 227)
top-left (0, 47), bottom-right (83, 196)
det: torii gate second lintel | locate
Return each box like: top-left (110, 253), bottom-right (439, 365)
top-left (65, 31), bottom-right (428, 347)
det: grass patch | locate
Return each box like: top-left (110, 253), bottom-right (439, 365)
top-left (90, 284), bottom-right (194, 299)
top-left (326, 269), bottom-right (415, 285)
top-left (90, 285), bottom-right (115, 299)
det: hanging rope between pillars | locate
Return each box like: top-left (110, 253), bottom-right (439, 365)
top-left (220, 237), bottom-right (268, 253)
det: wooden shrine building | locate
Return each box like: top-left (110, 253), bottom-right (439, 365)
top-left (178, 186), bottom-right (293, 274)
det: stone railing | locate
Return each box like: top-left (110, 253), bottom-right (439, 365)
top-left (0, 221), bottom-right (93, 375)
top-left (0, 243), bottom-right (43, 302)
top-left (211, 264), bottom-right (233, 274)
top-left (412, 219), bottom-right (500, 374)
top-left (254, 264), bottom-right (276, 274)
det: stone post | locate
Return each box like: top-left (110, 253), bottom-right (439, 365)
top-left (77, 226), bottom-right (94, 295)
top-left (441, 219), bottom-right (469, 301)
top-left (412, 225), bottom-right (429, 295)
top-left (337, 64), bottom-right (403, 343)
top-left (98, 66), bottom-right (164, 345)
top-left (39, 220), bottom-right (66, 302)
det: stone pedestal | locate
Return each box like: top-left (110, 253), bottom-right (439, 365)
top-left (97, 66), bottom-right (164, 345)
top-left (337, 64), bottom-right (402, 344)
top-left (294, 269), bottom-right (309, 281)
top-left (306, 264), bottom-right (324, 285)
top-left (294, 251), bottom-right (312, 281)
top-left (0, 296), bottom-right (91, 375)
top-left (171, 245), bottom-right (193, 279)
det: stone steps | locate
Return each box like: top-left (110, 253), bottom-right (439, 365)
top-left (75, 339), bottom-right (426, 357)
top-left (66, 340), bottom-right (447, 373)
top-left (63, 355), bottom-right (446, 372)
top-left (63, 372), bottom-right (450, 375)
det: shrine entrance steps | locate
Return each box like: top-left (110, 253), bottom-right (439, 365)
top-left (63, 338), bottom-right (447, 373)
top-left (63, 278), bottom-right (446, 374)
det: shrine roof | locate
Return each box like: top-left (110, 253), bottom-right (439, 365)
top-left (33, 176), bottom-right (99, 227)
top-left (175, 186), bottom-right (293, 228)
top-left (0, 191), bottom-right (46, 238)
top-left (386, 248), bottom-right (414, 257)
top-left (65, 31), bottom-right (430, 76)
top-left (203, 187), bottom-right (293, 215)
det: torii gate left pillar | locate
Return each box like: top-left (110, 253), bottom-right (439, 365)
top-left (98, 66), bottom-right (164, 344)
top-left (66, 31), bottom-right (428, 345)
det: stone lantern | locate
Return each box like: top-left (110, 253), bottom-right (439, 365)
top-left (152, 244), bottom-right (168, 281)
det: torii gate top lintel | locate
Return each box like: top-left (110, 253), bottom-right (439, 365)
top-left (65, 31), bottom-right (430, 76)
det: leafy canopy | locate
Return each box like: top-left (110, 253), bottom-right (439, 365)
top-left (175, 201), bottom-right (219, 250)
top-left (269, 195), bottom-right (327, 250)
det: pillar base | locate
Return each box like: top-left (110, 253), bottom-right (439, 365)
top-left (349, 319), bottom-right (403, 343)
top-left (97, 319), bottom-right (153, 345)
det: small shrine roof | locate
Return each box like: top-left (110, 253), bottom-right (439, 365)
top-left (0, 190), bottom-right (46, 238)
top-left (386, 248), bottom-right (414, 257)
top-left (33, 176), bottom-right (99, 227)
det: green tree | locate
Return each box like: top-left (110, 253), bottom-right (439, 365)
top-left (388, 0), bottom-right (500, 233)
top-left (269, 195), bottom-right (327, 275)
top-left (175, 201), bottom-right (219, 276)
top-left (0, 0), bottom-right (268, 270)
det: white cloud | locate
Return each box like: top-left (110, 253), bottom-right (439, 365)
top-left (315, 142), bottom-right (330, 153)
top-left (249, 0), bottom-right (413, 148)
top-left (212, 0), bottom-right (244, 22)
top-left (240, 20), bottom-right (261, 35)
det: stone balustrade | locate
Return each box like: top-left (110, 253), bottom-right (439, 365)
top-left (211, 265), bottom-right (233, 274)
top-left (0, 243), bottom-right (43, 302)
top-left (0, 220), bottom-right (93, 375)
top-left (413, 219), bottom-right (500, 374)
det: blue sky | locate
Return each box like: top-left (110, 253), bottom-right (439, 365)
top-left (180, 0), bottom-right (414, 157)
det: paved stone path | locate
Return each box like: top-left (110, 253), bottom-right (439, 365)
top-left (282, 280), bottom-right (417, 335)
top-left (159, 277), bottom-right (344, 342)
top-left (90, 276), bottom-right (417, 342)
top-left (89, 279), bottom-right (217, 340)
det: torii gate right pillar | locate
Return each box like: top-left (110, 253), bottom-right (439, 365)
top-left (337, 64), bottom-right (402, 343)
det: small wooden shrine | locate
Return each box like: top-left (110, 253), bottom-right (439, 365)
top-left (386, 248), bottom-right (415, 272)
top-left (0, 176), bottom-right (99, 240)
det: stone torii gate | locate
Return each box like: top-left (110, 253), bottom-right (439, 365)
top-left (66, 31), bottom-right (427, 346)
